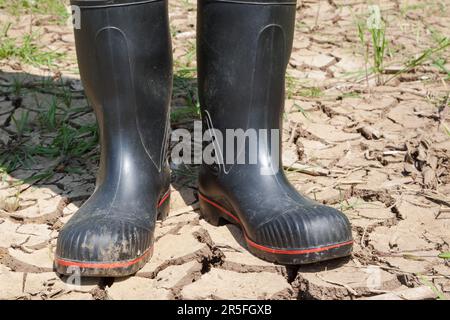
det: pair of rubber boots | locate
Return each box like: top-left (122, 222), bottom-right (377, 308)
top-left (55, 0), bottom-right (353, 277)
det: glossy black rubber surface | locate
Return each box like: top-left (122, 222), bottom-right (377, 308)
top-left (55, 0), bottom-right (172, 277)
top-left (197, 0), bottom-right (353, 264)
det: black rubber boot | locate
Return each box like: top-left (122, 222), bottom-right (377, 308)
top-left (197, 0), bottom-right (353, 265)
top-left (55, 0), bottom-right (172, 276)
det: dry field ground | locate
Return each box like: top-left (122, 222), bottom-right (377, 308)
top-left (0, 0), bottom-right (449, 300)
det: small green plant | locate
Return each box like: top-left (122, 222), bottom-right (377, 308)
top-left (341, 91), bottom-right (362, 99)
top-left (38, 97), bottom-right (59, 130)
top-left (33, 123), bottom-right (98, 159)
top-left (19, 170), bottom-right (55, 186)
top-left (418, 275), bottom-right (447, 300)
top-left (284, 73), bottom-right (323, 99)
top-left (285, 73), bottom-right (297, 99)
top-left (400, 3), bottom-right (428, 16)
top-left (1, 120), bottom-right (99, 174)
top-left (444, 124), bottom-right (450, 137)
top-left (293, 103), bottom-right (310, 120)
top-left (172, 66), bottom-right (200, 122)
top-left (12, 111), bottom-right (30, 137)
top-left (433, 57), bottom-right (450, 80)
top-left (384, 37), bottom-right (450, 84)
top-left (0, 24), bottom-right (64, 67)
top-left (357, 14), bottom-right (387, 83)
top-left (0, 145), bottom-right (34, 173)
top-left (179, 0), bottom-right (193, 10)
top-left (58, 83), bottom-right (73, 108)
top-left (438, 252), bottom-right (450, 260)
top-left (11, 77), bottom-right (23, 96)
top-left (299, 87), bottom-right (323, 98)
top-left (184, 41), bottom-right (196, 66)
top-left (171, 106), bottom-right (199, 123)
top-left (357, 21), bottom-right (370, 84)
top-left (339, 198), bottom-right (364, 212)
top-left (370, 23), bottom-right (387, 75)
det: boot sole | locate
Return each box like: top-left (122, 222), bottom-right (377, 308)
top-left (54, 247), bottom-right (153, 277)
top-left (54, 190), bottom-right (171, 277)
top-left (199, 193), bottom-right (353, 265)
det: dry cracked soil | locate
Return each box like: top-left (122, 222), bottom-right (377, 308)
top-left (0, 0), bottom-right (449, 300)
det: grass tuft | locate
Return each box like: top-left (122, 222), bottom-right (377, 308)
top-left (357, 11), bottom-right (388, 84)
top-left (384, 36), bottom-right (450, 84)
top-left (0, 23), bottom-right (65, 67)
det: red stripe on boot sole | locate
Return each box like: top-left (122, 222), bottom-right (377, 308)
top-left (198, 193), bottom-right (241, 224)
top-left (199, 193), bottom-right (353, 255)
top-left (55, 246), bottom-right (153, 269)
top-left (157, 190), bottom-right (171, 208)
top-left (55, 189), bottom-right (170, 270)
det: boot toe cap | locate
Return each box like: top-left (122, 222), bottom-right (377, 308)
top-left (254, 204), bottom-right (353, 253)
top-left (55, 214), bottom-right (153, 272)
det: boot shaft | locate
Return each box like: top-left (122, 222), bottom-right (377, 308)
top-left (72, 0), bottom-right (172, 192)
top-left (197, 0), bottom-right (296, 173)
top-left (197, 0), bottom-right (296, 130)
